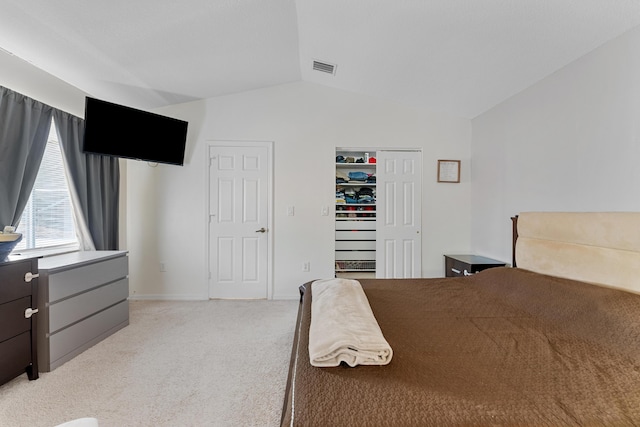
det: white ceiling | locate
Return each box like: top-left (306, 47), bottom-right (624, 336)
top-left (1, 0), bottom-right (639, 118)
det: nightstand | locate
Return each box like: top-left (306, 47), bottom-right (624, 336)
top-left (444, 254), bottom-right (506, 277)
top-left (0, 256), bottom-right (39, 385)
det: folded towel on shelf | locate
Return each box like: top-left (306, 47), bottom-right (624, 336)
top-left (309, 278), bottom-right (393, 367)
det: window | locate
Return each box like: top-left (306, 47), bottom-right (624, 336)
top-left (14, 119), bottom-right (79, 253)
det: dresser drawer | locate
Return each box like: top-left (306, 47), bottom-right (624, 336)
top-left (49, 300), bottom-right (128, 369)
top-left (0, 331), bottom-right (31, 385)
top-left (47, 256), bottom-right (128, 302)
top-left (335, 250), bottom-right (376, 261)
top-left (336, 220), bottom-right (376, 231)
top-left (0, 296), bottom-right (32, 342)
top-left (335, 230), bottom-right (376, 240)
top-left (335, 240), bottom-right (376, 250)
top-left (49, 278), bottom-right (128, 333)
top-left (0, 261), bottom-right (35, 304)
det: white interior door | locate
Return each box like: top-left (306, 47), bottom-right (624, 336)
top-left (209, 144), bottom-right (270, 298)
top-left (376, 150), bottom-right (422, 278)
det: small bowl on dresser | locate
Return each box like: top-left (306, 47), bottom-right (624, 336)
top-left (0, 233), bottom-right (22, 261)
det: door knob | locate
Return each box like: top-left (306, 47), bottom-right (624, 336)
top-left (255, 227), bottom-right (267, 233)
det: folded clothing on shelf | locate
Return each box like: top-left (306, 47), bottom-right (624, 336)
top-left (348, 171), bottom-right (370, 181)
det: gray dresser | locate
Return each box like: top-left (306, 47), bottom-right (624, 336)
top-left (37, 250), bottom-right (129, 371)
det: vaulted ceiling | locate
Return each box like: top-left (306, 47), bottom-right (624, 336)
top-left (1, 0), bottom-right (639, 118)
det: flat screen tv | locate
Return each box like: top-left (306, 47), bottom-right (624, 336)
top-left (83, 97), bottom-right (188, 166)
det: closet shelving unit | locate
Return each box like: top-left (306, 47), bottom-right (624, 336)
top-left (335, 149), bottom-right (377, 278)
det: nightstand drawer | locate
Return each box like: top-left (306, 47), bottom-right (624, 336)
top-left (444, 255), bottom-right (506, 278)
top-left (0, 331), bottom-right (31, 385)
top-left (0, 296), bottom-right (32, 342)
top-left (446, 258), bottom-right (473, 277)
top-left (0, 261), bottom-right (35, 304)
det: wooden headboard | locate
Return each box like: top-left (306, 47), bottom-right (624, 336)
top-left (512, 212), bottom-right (640, 294)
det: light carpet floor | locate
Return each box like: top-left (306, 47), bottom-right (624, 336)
top-left (0, 299), bottom-right (299, 427)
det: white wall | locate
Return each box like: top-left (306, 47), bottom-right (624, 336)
top-left (128, 82), bottom-right (472, 300)
top-left (0, 50), bottom-right (86, 117)
top-left (471, 26), bottom-right (640, 263)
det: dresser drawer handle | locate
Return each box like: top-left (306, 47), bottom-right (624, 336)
top-left (24, 308), bottom-right (39, 318)
top-left (24, 272), bottom-right (39, 282)
top-left (451, 268), bottom-right (461, 274)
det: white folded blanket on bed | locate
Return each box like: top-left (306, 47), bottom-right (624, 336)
top-left (308, 278), bottom-right (393, 367)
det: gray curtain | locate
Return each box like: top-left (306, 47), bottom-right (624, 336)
top-left (0, 86), bottom-right (53, 228)
top-left (53, 109), bottom-right (120, 250)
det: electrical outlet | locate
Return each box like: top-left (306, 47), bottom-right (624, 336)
top-left (160, 262), bottom-right (167, 272)
top-left (287, 206), bottom-right (295, 216)
top-left (303, 262), bottom-right (310, 272)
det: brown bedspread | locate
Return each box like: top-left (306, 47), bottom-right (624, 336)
top-left (281, 267), bottom-right (640, 426)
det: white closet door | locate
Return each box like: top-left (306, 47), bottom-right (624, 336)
top-left (376, 150), bottom-right (422, 278)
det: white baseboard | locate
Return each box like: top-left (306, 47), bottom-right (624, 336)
top-left (128, 294), bottom-right (208, 301)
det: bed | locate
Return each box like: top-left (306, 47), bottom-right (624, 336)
top-left (281, 212), bottom-right (640, 426)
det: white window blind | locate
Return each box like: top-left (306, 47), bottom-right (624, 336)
top-left (15, 119), bottom-right (79, 252)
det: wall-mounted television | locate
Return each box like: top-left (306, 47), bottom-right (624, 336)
top-left (83, 97), bottom-right (189, 166)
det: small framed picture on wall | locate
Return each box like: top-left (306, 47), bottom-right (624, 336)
top-left (437, 160), bottom-right (460, 183)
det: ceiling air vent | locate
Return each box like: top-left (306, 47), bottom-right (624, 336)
top-left (312, 60), bottom-right (336, 75)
